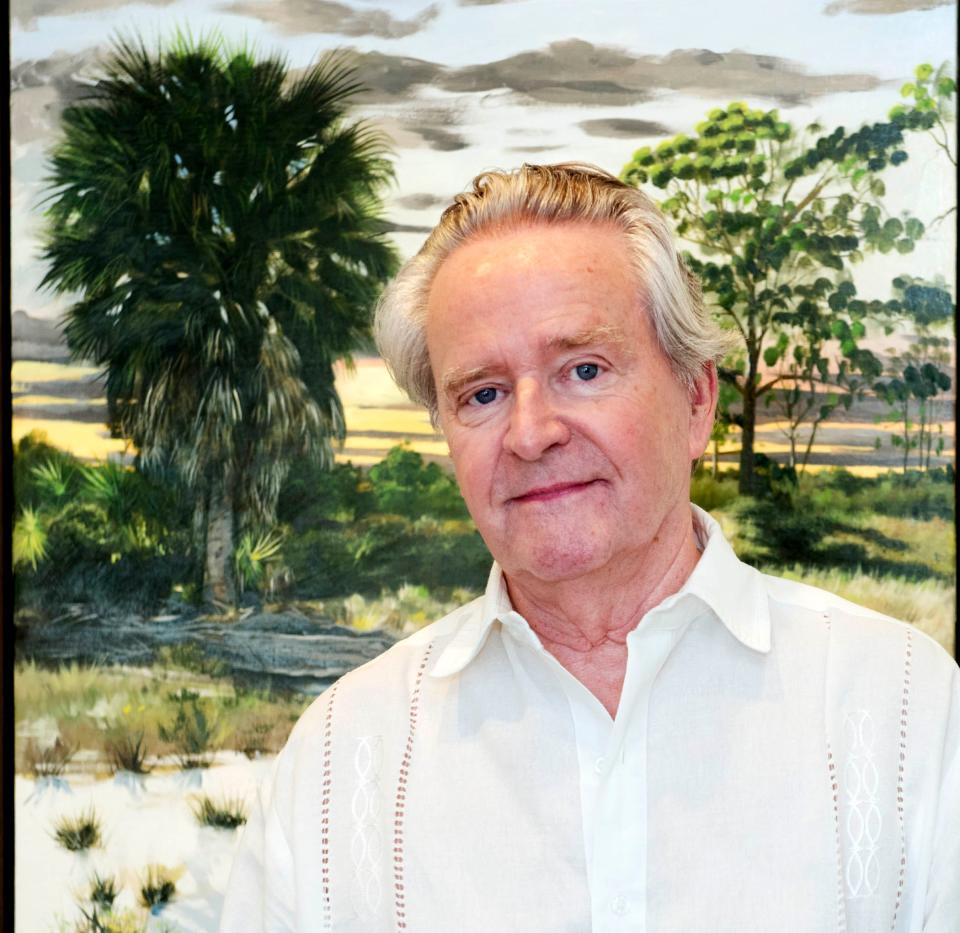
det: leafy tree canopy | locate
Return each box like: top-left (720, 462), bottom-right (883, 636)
top-left (621, 90), bottom-right (942, 492)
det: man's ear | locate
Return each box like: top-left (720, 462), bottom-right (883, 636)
top-left (688, 361), bottom-right (719, 462)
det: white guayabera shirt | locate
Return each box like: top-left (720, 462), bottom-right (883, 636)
top-left (221, 506), bottom-right (959, 932)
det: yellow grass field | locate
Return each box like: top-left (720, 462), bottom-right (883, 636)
top-left (11, 359), bottom-right (954, 473)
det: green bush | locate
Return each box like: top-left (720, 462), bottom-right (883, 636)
top-left (367, 446), bottom-right (469, 520)
top-left (278, 460), bottom-right (373, 529)
top-left (690, 470), bottom-right (739, 512)
top-left (159, 690), bottom-right (219, 769)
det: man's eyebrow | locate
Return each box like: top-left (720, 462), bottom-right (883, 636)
top-left (441, 365), bottom-right (497, 400)
top-left (546, 324), bottom-right (631, 352)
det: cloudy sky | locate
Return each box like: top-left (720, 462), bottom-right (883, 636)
top-left (10, 0), bottom-right (958, 320)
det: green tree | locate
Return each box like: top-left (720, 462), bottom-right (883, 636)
top-left (41, 35), bottom-right (398, 606)
top-left (622, 101), bottom-right (925, 492)
top-left (891, 62), bottom-right (956, 225)
top-left (874, 275), bottom-right (954, 472)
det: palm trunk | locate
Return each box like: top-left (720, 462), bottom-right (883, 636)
top-left (203, 480), bottom-right (237, 608)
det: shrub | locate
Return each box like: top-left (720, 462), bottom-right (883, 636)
top-left (158, 690), bottom-right (218, 769)
top-left (105, 728), bottom-right (151, 775)
top-left (191, 794), bottom-right (248, 829)
top-left (53, 808), bottom-right (101, 852)
top-left (690, 470), bottom-right (739, 512)
top-left (138, 866), bottom-right (176, 911)
top-left (23, 736), bottom-right (74, 778)
top-left (88, 873), bottom-right (119, 911)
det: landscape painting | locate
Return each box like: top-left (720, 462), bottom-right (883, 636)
top-left (10, 0), bottom-right (956, 929)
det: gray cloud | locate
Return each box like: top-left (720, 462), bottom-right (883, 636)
top-left (578, 117), bottom-right (673, 139)
top-left (223, 0), bottom-right (439, 38)
top-left (349, 40), bottom-right (882, 107)
top-left (395, 193), bottom-right (448, 210)
top-left (824, 0), bottom-right (951, 13)
top-left (508, 144), bottom-right (567, 153)
top-left (11, 47), bottom-right (105, 98)
top-left (412, 125), bottom-right (469, 151)
top-left (12, 0), bottom-right (173, 28)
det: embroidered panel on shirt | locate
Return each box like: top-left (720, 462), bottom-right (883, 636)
top-left (890, 628), bottom-right (912, 932)
top-left (824, 613), bottom-right (848, 933)
top-left (351, 735), bottom-right (385, 920)
top-left (320, 683), bottom-right (340, 933)
top-left (393, 642), bottom-right (434, 932)
top-left (843, 709), bottom-right (882, 898)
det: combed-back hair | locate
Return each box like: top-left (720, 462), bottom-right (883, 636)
top-left (374, 162), bottom-right (733, 418)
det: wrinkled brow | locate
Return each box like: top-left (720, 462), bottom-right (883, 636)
top-left (442, 365), bottom-right (494, 401)
top-left (440, 324), bottom-right (633, 400)
top-left (546, 324), bottom-right (631, 352)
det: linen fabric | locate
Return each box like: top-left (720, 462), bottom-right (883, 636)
top-left (220, 506), bottom-right (959, 932)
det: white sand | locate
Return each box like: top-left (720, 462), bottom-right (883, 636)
top-left (15, 754), bottom-right (274, 932)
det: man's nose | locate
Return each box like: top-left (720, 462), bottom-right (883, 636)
top-left (502, 379), bottom-right (570, 461)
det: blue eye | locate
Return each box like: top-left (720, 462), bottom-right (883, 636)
top-left (473, 387), bottom-right (498, 405)
top-left (574, 363), bottom-right (599, 381)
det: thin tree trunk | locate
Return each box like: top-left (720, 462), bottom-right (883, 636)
top-left (203, 480), bottom-right (237, 608)
top-left (712, 438), bottom-right (719, 478)
top-left (738, 375), bottom-right (758, 495)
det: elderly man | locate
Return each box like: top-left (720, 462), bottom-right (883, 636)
top-left (221, 164), bottom-right (958, 932)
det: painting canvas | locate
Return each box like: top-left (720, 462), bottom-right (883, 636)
top-left (9, 0), bottom-right (956, 929)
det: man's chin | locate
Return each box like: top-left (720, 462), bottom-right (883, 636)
top-left (499, 542), bottom-right (611, 586)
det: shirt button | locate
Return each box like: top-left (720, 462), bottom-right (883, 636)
top-left (594, 756), bottom-right (606, 774)
top-left (611, 895), bottom-right (628, 916)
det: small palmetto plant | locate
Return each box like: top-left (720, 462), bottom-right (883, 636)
top-left (191, 793), bottom-right (248, 830)
top-left (234, 528), bottom-right (285, 595)
top-left (53, 808), bottom-right (102, 851)
top-left (13, 507), bottom-right (49, 571)
top-left (31, 458), bottom-right (73, 501)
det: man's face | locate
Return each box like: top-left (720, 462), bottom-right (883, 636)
top-left (426, 221), bottom-right (716, 586)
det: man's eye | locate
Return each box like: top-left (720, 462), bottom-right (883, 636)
top-left (574, 363), bottom-right (599, 381)
top-left (472, 387), bottom-right (498, 405)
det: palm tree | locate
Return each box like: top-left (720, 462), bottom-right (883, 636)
top-left (41, 34), bottom-right (398, 606)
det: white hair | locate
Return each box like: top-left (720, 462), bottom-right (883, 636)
top-left (374, 162), bottom-right (733, 418)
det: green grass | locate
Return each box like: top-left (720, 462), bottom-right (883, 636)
top-left (53, 808), bottom-right (101, 852)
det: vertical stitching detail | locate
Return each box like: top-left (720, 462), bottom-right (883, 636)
top-left (320, 683), bottom-right (340, 933)
top-left (824, 612), bottom-right (848, 933)
top-left (889, 628), bottom-right (912, 931)
top-left (393, 642), bottom-right (434, 932)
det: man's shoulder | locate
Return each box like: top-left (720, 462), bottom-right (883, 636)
top-left (758, 568), bottom-right (956, 681)
top-left (286, 595), bottom-right (484, 741)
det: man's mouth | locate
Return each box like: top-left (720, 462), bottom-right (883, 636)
top-left (509, 480), bottom-right (599, 504)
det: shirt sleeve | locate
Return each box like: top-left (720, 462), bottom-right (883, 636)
top-left (220, 758), bottom-right (297, 932)
top-left (923, 662), bottom-right (960, 931)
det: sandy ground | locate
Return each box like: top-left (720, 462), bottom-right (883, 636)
top-left (15, 754), bottom-right (274, 932)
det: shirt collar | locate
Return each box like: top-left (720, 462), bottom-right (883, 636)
top-left (429, 503), bottom-right (770, 680)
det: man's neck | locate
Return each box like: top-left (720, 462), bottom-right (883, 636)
top-left (502, 509), bottom-right (703, 718)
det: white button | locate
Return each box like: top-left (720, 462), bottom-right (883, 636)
top-left (594, 756), bottom-right (606, 774)
top-left (611, 895), bottom-right (628, 916)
